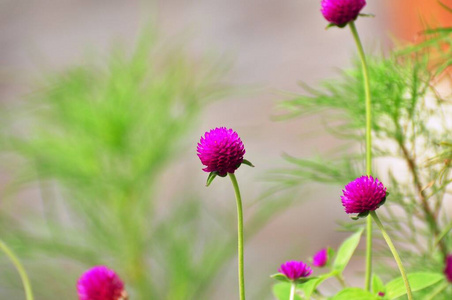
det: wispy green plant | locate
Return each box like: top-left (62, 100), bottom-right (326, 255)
top-left (0, 29), bottom-right (235, 299)
top-left (273, 27), bottom-right (452, 298)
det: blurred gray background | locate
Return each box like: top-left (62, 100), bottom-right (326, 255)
top-left (0, 0), bottom-right (394, 298)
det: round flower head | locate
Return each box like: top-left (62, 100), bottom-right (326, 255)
top-left (197, 127), bottom-right (245, 177)
top-left (341, 175), bottom-right (387, 215)
top-left (312, 248), bottom-right (328, 267)
top-left (321, 0), bottom-right (366, 27)
top-left (278, 260), bottom-right (312, 281)
top-left (444, 255), bottom-right (452, 282)
top-left (77, 266), bottom-right (128, 300)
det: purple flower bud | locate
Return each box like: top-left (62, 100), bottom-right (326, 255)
top-left (341, 175), bottom-right (387, 215)
top-left (197, 127), bottom-right (245, 176)
top-left (312, 248), bottom-right (328, 267)
top-left (378, 292), bottom-right (385, 297)
top-left (77, 266), bottom-right (128, 300)
top-left (321, 0), bottom-right (366, 27)
top-left (445, 255), bottom-right (452, 282)
top-left (278, 261), bottom-right (312, 281)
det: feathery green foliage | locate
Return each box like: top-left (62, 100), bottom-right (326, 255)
top-left (274, 26), bottom-right (452, 298)
top-left (0, 30), bottom-right (234, 299)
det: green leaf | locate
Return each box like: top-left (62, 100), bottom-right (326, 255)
top-left (271, 273), bottom-right (290, 283)
top-left (326, 247), bottom-right (335, 267)
top-left (294, 276), bottom-right (318, 285)
top-left (241, 159), bottom-right (255, 167)
top-left (358, 13), bottom-right (375, 18)
top-left (300, 273), bottom-right (333, 299)
top-left (272, 282), bottom-right (302, 300)
top-left (332, 288), bottom-right (379, 300)
top-left (386, 272), bottom-right (444, 299)
top-left (333, 228), bottom-right (364, 272)
top-left (351, 211), bottom-right (369, 220)
top-left (206, 172), bottom-right (218, 187)
top-left (372, 274), bottom-right (386, 295)
top-left (325, 23), bottom-right (337, 30)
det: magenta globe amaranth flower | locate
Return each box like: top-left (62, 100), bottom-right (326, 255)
top-left (341, 175), bottom-right (387, 217)
top-left (197, 127), bottom-right (250, 178)
top-left (445, 255), bottom-right (452, 282)
top-left (312, 248), bottom-right (328, 267)
top-left (77, 266), bottom-right (128, 300)
top-left (279, 261), bottom-right (313, 281)
top-left (321, 0), bottom-right (366, 27)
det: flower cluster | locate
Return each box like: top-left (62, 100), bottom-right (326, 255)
top-left (341, 175), bottom-right (387, 215)
top-left (445, 255), bottom-right (452, 282)
top-left (77, 266), bottom-right (128, 300)
top-left (321, 0), bottom-right (366, 27)
top-left (278, 260), bottom-right (313, 281)
top-left (197, 127), bottom-right (246, 177)
top-left (312, 248), bottom-right (328, 267)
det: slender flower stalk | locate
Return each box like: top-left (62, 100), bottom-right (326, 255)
top-left (335, 274), bottom-right (347, 288)
top-left (370, 211), bottom-right (413, 300)
top-left (0, 239), bottom-right (34, 300)
top-left (229, 173), bottom-right (246, 300)
top-left (349, 20), bottom-right (373, 291)
top-left (289, 282), bottom-right (296, 300)
top-left (198, 127), bottom-right (253, 300)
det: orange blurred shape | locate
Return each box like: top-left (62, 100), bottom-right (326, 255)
top-left (387, 0), bottom-right (452, 41)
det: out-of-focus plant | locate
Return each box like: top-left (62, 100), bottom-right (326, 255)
top-left (0, 29), bottom-right (240, 299)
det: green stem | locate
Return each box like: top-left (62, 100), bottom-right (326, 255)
top-left (370, 211), bottom-right (413, 300)
top-left (435, 219), bottom-right (452, 247)
top-left (335, 273), bottom-right (347, 288)
top-left (349, 20), bottom-right (373, 292)
top-left (229, 173), bottom-right (246, 300)
top-left (289, 282), bottom-right (296, 300)
top-left (0, 239), bottom-right (34, 300)
top-left (365, 217), bottom-right (372, 291)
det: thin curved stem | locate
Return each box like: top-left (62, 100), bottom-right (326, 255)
top-left (229, 173), bottom-right (246, 300)
top-left (0, 239), bottom-right (34, 300)
top-left (289, 282), bottom-right (296, 300)
top-left (370, 211), bottom-right (413, 300)
top-left (349, 20), bottom-right (373, 292)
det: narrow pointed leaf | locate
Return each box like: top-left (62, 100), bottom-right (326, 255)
top-left (271, 273), bottom-right (290, 283)
top-left (386, 272), bottom-right (444, 299)
top-left (333, 227), bottom-right (364, 272)
top-left (358, 13), bottom-right (375, 18)
top-left (206, 172), bottom-right (217, 187)
top-left (241, 159), bottom-right (255, 167)
top-left (300, 273), bottom-right (333, 299)
top-left (372, 274), bottom-right (385, 295)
